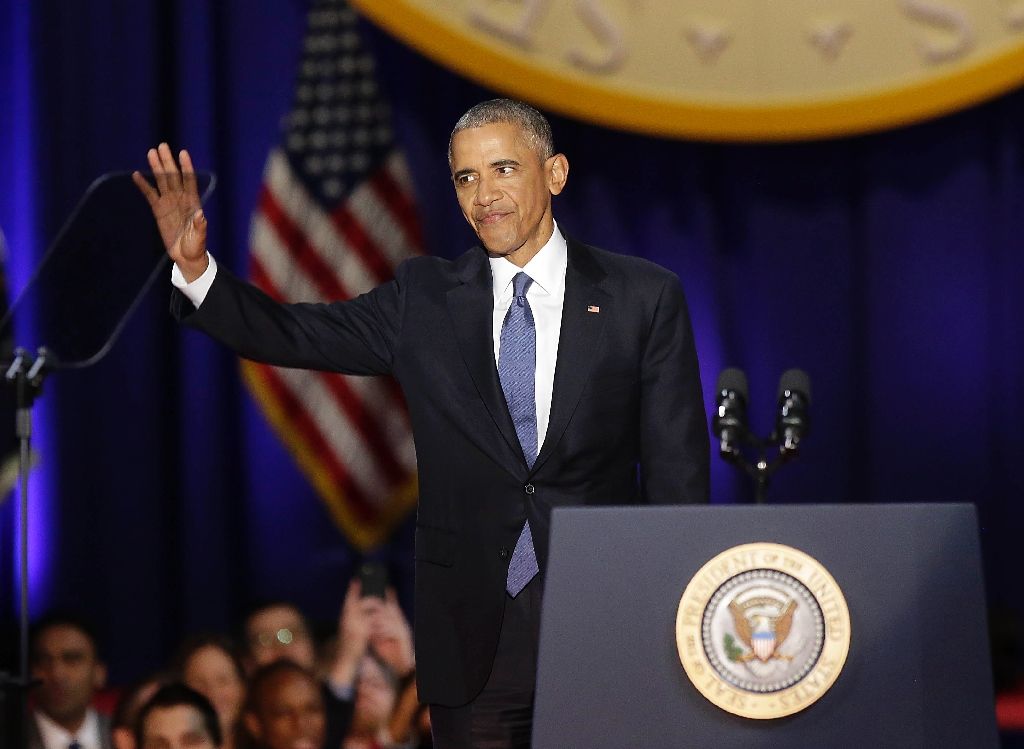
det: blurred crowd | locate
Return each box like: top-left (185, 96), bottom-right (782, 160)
top-left (25, 578), bottom-right (431, 749)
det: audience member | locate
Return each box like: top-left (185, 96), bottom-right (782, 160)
top-left (242, 604), bottom-right (317, 676)
top-left (364, 592), bottom-right (415, 690)
top-left (176, 635), bottom-right (246, 749)
top-left (30, 575), bottom-right (424, 748)
top-left (135, 683), bottom-right (221, 749)
top-left (111, 674), bottom-right (170, 749)
top-left (386, 678), bottom-right (429, 749)
top-left (240, 660), bottom-right (325, 749)
top-left (29, 613), bottom-right (113, 749)
top-left (340, 588), bottom-right (422, 749)
top-left (242, 600), bottom-right (349, 747)
top-left (240, 580), bottom-right (415, 749)
top-left (344, 654), bottom-right (397, 749)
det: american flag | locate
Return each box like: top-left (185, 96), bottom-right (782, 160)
top-left (241, 0), bottom-right (422, 550)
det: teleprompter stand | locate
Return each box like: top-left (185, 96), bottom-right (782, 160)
top-left (533, 503), bottom-right (999, 748)
top-left (0, 171), bottom-right (214, 746)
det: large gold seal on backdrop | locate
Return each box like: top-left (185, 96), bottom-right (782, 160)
top-left (676, 543), bottom-right (851, 719)
top-left (350, 0), bottom-right (1024, 141)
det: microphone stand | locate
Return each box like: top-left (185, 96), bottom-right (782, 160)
top-left (0, 347), bottom-right (47, 747)
top-left (719, 432), bottom-right (797, 504)
top-left (0, 170), bottom-right (217, 746)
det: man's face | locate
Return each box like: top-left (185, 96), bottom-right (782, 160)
top-left (246, 671), bottom-right (325, 749)
top-left (450, 121), bottom-right (568, 266)
top-left (245, 606), bottom-right (316, 671)
top-left (31, 624), bottom-right (106, 728)
top-left (140, 705), bottom-right (217, 749)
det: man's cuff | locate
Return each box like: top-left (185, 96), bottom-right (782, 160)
top-left (170, 253), bottom-right (218, 308)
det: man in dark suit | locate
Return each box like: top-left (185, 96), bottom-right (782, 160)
top-left (29, 614), bottom-right (114, 749)
top-left (135, 99), bottom-right (709, 749)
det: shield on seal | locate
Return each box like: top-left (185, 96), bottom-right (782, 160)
top-left (752, 625), bottom-right (776, 661)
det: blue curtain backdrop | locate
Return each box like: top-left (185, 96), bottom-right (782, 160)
top-left (1, 0), bottom-right (1022, 687)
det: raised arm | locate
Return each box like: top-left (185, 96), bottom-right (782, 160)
top-left (132, 143), bottom-right (209, 282)
top-left (134, 144), bottom-right (403, 376)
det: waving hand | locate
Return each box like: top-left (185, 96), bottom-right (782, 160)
top-left (132, 143), bottom-right (209, 282)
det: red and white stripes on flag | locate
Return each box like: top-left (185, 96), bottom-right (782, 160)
top-left (242, 1), bottom-right (423, 550)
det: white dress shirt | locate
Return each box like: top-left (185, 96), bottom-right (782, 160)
top-left (171, 253), bottom-right (218, 305)
top-left (172, 221), bottom-right (569, 453)
top-left (34, 708), bottom-right (103, 749)
top-left (488, 221), bottom-right (567, 453)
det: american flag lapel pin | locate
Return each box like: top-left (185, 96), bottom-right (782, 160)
top-left (587, 305), bottom-right (600, 313)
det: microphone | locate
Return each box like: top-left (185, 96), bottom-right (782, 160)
top-left (775, 369), bottom-right (811, 456)
top-left (713, 368), bottom-right (749, 458)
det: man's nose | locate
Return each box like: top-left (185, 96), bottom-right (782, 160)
top-left (45, 665), bottom-right (67, 684)
top-left (474, 175), bottom-right (501, 206)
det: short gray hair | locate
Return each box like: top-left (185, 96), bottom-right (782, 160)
top-left (448, 98), bottom-right (555, 166)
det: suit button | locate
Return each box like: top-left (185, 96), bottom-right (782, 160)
top-left (499, 547), bottom-right (509, 559)
top-left (524, 483), bottom-right (535, 495)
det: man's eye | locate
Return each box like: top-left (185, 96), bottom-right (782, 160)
top-left (457, 174), bottom-right (476, 186)
top-left (497, 166), bottom-right (514, 175)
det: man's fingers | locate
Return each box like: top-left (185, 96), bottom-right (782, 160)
top-left (174, 210), bottom-right (208, 268)
top-left (180, 149), bottom-right (202, 201)
top-left (157, 142), bottom-right (183, 191)
top-left (184, 208), bottom-right (206, 234)
top-left (147, 148), bottom-right (169, 195)
top-left (131, 171), bottom-right (158, 207)
top-left (191, 209), bottom-right (207, 249)
top-left (157, 142), bottom-right (178, 175)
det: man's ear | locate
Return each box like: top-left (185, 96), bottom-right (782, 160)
top-left (547, 153), bottom-right (569, 196)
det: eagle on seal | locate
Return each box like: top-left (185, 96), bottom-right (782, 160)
top-left (729, 599), bottom-right (797, 662)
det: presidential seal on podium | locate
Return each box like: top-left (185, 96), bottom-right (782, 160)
top-left (676, 542), bottom-right (851, 719)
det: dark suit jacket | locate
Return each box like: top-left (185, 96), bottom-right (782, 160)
top-left (173, 234), bottom-right (709, 707)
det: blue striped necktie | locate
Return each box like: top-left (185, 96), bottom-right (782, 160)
top-left (498, 271), bottom-right (540, 597)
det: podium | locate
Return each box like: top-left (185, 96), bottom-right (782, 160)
top-left (533, 503), bottom-right (998, 748)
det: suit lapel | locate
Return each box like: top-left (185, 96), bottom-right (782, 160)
top-left (446, 249), bottom-right (526, 473)
top-left (534, 238), bottom-right (609, 473)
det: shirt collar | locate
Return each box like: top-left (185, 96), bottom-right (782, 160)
top-left (36, 708), bottom-right (100, 749)
top-left (489, 219), bottom-right (568, 300)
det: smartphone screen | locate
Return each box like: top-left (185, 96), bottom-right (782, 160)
top-left (358, 562), bottom-right (388, 599)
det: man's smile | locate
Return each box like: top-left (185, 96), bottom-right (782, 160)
top-left (477, 211), bottom-right (512, 225)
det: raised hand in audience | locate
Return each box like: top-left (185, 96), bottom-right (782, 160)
top-left (329, 579), bottom-right (383, 691)
top-left (369, 589), bottom-right (414, 680)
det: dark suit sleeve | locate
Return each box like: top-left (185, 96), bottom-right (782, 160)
top-left (170, 264), bottom-right (404, 376)
top-left (639, 273), bottom-right (710, 504)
